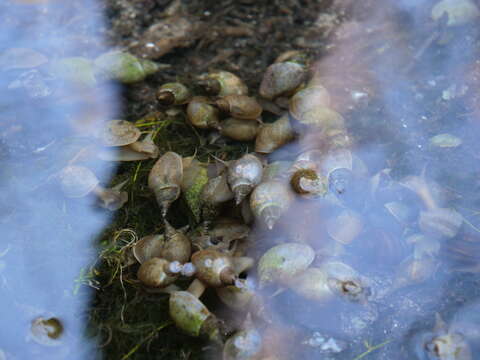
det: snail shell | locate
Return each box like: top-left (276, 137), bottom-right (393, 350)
top-left (219, 118), bottom-right (259, 142)
top-left (290, 168), bottom-right (327, 196)
top-left (216, 95), bottom-right (262, 120)
top-left (393, 255), bottom-right (438, 290)
top-left (97, 120), bottom-right (141, 147)
top-left (216, 279), bottom-right (254, 310)
top-left (255, 115), bottom-right (295, 154)
top-left (227, 154), bottom-right (264, 205)
top-left (259, 61), bottom-right (306, 100)
top-left (326, 209), bottom-right (363, 245)
top-left (137, 257), bottom-right (180, 288)
top-left (419, 207), bottom-right (463, 239)
top-left (223, 327), bottom-right (262, 360)
top-left (94, 51), bottom-right (159, 84)
top-left (59, 165), bottom-right (99, 198)
top-left (289, 85), bottom-right (331, 121)
top-left (257, 242), bottom-right (315, 288)
top-left (197, 70), bottom-right (248, 96)
top-left (169, 291), bottom-right (220, 340)
top-left (163, 220), bottom-right (192, 264)
top-left (157, 82), bottom-right (191, 105)
top-left (187, 96), bottom-right (220, 129)
top-left (148, 151), bottom-right (183, 217)
top-left (132, 234), bottom-right (164, 264)
top-left (30, 317), bottom-right (64, 346)
top-left (191, 249), bottom-right (236, 287)
top-left (249, 180), bottom-right (293, 230)
top-left (320, 148), bottom-right (353, 195)
top-left (181, 158), bottom-right (209, 222)
top-left (201, 171), bottom-right (234, 205)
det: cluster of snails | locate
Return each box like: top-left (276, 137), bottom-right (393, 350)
top-left (51, 47), bottom-right (472, 358)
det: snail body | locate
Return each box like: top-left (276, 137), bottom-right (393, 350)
top-left (148, 151), bottom-right (183, 217)
top-left (228, 154), bottom-right (264, 205)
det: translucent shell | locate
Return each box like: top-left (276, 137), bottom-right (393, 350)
top-left (198, 70), bottom-right (248, 96)
top-left (97, 120), bottom-right (141, 147)
top-left (259, 61), bottom-right (306, 100)
top-left (148, 151), bottom-right (183, 217)
top-left (187, 96), bottom-right (220, 129)
top-left (137, 257), bottom-right (179, 288)
top-left (216, 95), bottom-right (262, 120)
top-left (223, 328), bottom-right (262, 360)
top-left (30, 317), bottom-right (64, 346)
top-left (191, 249), bottom-right (236, 287)
top-left (59, 165), bottom-right (99, 198)
top-left (249, 180), bottom-right (293, 230)
top-left (94, 51), bottom-right (159, 84)
top-left (255, 115), bottom-right (295, 154)
top-left (289, 267), bottom-right (332, 303)
top-left (227, 154), bottom-right (264, 205)
top-left (419, 208), bottom-right (463, 239)
top-left (257, 242), bottom-right (315, 288)
top-left (216, 279), bottom-right (254, 310)
top-left (220, 118), bottom-right (259, 142)
top-left (289, 85), bottom-right (331, 121)
top-left (157, 82), bottom-right (191, 105)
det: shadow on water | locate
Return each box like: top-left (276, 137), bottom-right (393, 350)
top-left (2, 0), bottom-right (480, 359)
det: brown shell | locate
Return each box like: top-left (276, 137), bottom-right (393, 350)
top-left (157, 82), bottom-right (191, 105)
top-left (187, 96), bottom-right (220, 129)
top-left (132, 234), bottom-right (165, 264)
top-left (163, 222), bottom-right (192, 264)
top-left (259, 62), bottom-right (306, 100)
top-left (255, 115), bottom-right (294, 154)
top-left (97, 120), bottom-right (141, 146)
top-left (137, 257), bottom-right (178, 288)
top-left (148, 151), bottom-right (183, 216)
top-left (198, 71), bottom-right (248, 96)
top-left (216, 95), bottom-right (262, 120)
top-left (249, 180), bottom-right (293, 230)
top-left (219, 118), bottom-right (259, 141)
top-left (289, 85), bottom-right (331, 120)
top-left (191, 249), bottom-right (235, 287)
top-left (290, 168), bottom-right (326, 195)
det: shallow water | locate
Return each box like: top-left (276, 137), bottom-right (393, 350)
top-left (2, 0), bottom-right (480, 359)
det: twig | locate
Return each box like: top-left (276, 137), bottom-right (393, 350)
top-left (121, 322), bottom-right (172, 360)
top-left (353, 339), bottom-right (392, 360)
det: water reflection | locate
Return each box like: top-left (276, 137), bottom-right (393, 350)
top-left (0, 0), bottom-right (117, 358)
top-left (251, 0), bottom-right (480, 359)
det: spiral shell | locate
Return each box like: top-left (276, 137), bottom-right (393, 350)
top-left (191, 249), bottom-right (236, 287)
top-left (258, 242), bottom-right (315, 288)
top-left (223, 327), bottom-right (262, 360)
top-left (289, 85), bottom-right (331, 121)
top-left (137, 257), bottom-right (180, 288)
top-left (227, 154), bottom-right (263, 205)
top-left (157, 82), bottom-right (191, 105)
top-left (187, 96), bottom-right (220, 129)
top-left (216, 95), bottom-right (262, 120)
top-left (260, 61), bottom-right (306, 100)
top-left (255, 115), bottom-right (295, 154)
top-left (97, 120), bottom-right (141, 147)
top-left (250, 180), bottom-right (293, 230)
top-left (148, 151), bottom-right (183, 216)
top-left (163, 220), bottom-right (192, 264)
top-left (220, 118), bottom-right (259, 142)
top-left (198, 70), bottom-right (248, 96)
